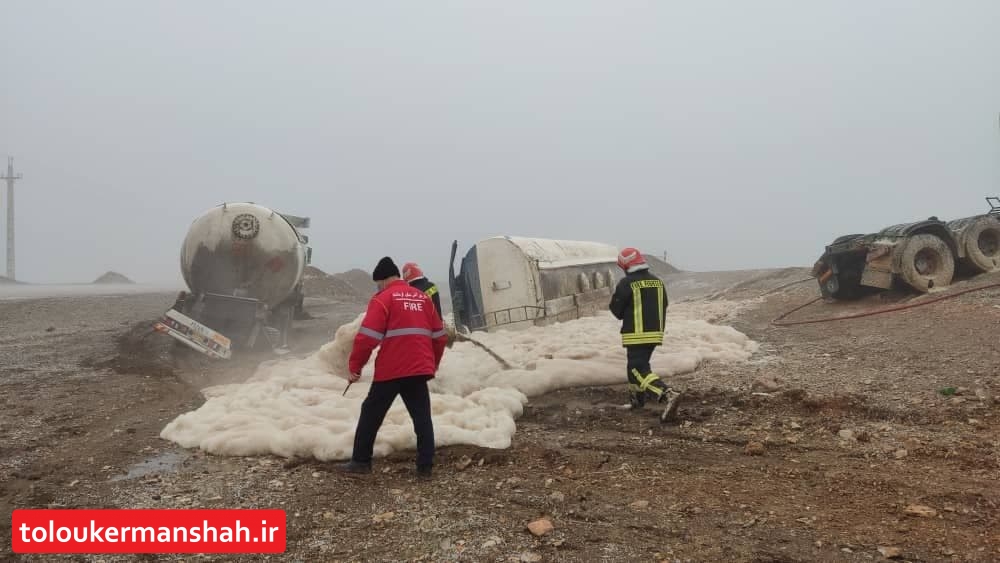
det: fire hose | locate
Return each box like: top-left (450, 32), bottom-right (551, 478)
top-left (341, 326), bottom-right (513, 395)
top-left (452, 329), bottom-right (514, 370)
top-left (771, 281), bottom-right (1000, 327)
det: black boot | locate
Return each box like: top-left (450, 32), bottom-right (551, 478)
top-left (337, 460), bottom-right (372, 474)
top-left (627, 383), bottom-right (646, 410)
top-left (659, 388), bottom-right (683, 423)
top-left (630, 392), bottom-right (645, 410)
top-left (416, 464), bottom-right (433, 479)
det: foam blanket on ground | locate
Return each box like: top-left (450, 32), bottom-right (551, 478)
top-left (160, 302), bottom-right (759, 461)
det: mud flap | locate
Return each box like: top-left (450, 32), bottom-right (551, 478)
top-left (860, 265), bottom-right (892, 289)
top-left (861, 248), bottom-right (893, 289)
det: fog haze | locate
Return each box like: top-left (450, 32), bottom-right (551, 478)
top-left (2, 1), bottom-right (998, 284)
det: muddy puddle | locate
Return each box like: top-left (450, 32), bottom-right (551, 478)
top-left (110, 450), bottom-right (189, 481)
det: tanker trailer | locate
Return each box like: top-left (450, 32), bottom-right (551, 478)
top-left (448, 235), bottom-right (624, 333)
top-left (154, 202), bottom-right (312, 358)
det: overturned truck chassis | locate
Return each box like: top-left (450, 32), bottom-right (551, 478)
top-left (813, 198), bottom-right (1000, 300)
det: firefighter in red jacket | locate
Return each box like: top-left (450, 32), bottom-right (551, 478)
top-left (402, 262), bottom-right (443, 319)
top-left (339, 257), bottom-right (448, 477)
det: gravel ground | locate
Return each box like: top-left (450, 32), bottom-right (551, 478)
top-left (2, 270), bottom-right (998, 562)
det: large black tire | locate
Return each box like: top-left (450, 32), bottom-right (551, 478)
top-left (815, 252), bottom-right (870, 300)
top-left (897, 234), bottom-right (954, 292)
top-left (961, 217), bottom-right (1000, 273)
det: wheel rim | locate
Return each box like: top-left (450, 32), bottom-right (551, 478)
top-left (913, 248), bottom-right (941, 276)
top-left (824, 277), bottom-right (839, 294)
top-left (977, 229), bottom-right (1000, 257)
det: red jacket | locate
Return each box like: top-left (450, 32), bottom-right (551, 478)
top-left (349, 279), bottom-right (448, 381)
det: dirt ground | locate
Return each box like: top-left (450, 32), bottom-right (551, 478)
top-left (1, 270), bottom-right (999, 563)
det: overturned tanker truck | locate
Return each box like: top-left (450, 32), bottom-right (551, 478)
top-left (812, 197), bottom-right (1000, 300)
top-left (154, 202), bottom-right (313, 359)
top-left (448, 236), bottom-right (624, 333)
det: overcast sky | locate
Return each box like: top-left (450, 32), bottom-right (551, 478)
top-left (2, 1), bottom-right (998, 285)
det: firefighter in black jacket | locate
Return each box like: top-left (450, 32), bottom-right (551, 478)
top-left (403, 262), bottom-right (443, 319)
top-left (609, 247), bottom-right (682, 422)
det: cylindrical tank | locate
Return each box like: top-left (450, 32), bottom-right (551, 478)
top-left (180, 202), bottom-right (307, 309)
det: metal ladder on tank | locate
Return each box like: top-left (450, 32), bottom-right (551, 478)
top-left (987, 196), bottom-right (1000, 215)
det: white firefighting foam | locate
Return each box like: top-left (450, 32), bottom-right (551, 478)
top-left (160, 301), bottom-right (758, 461)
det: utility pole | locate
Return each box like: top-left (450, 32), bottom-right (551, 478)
top-left (1, 157), bottom-right (23, 280)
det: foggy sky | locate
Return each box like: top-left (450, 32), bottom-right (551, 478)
top-left (2, 1), bottom-right (999, 285)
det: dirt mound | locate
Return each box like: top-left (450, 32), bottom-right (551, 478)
top-left (82, 321), bottom-right (176, 377)
top-left (643, 254), bottom-right (682, 276)
top-left (335, 268), bottom-right (377, 293)
top-left (93, 271), bottom-right (135, 284)
top-left (302, 266), bottom-right (375, 302)
top-left (84, 319), bottom-right (235, 378)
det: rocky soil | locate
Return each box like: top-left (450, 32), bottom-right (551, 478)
top-left (2, 269), bottom-right (998, 562)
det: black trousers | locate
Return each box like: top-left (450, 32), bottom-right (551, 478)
top-left (626, 344), bottom-right (666, 405)
top-left (351, 375), bottom-right (434, 467)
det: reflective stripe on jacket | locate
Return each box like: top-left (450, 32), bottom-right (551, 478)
top-left (349, 279), bottom-right (448, 381)
top-left (609, 268), bottom-right (668, 347)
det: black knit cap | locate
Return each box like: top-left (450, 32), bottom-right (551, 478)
top-left (372, 256), bottom-right (400, 282)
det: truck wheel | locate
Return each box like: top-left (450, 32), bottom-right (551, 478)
top-left (961, 217), bottom-right (1000, 273)
top-left (897, 234), bottom-right (954, 292)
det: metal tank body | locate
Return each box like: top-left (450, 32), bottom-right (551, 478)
top-left (449, 236), bottom-right (622, 332)
top-left (180, 203), bottom-right (306, 309)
